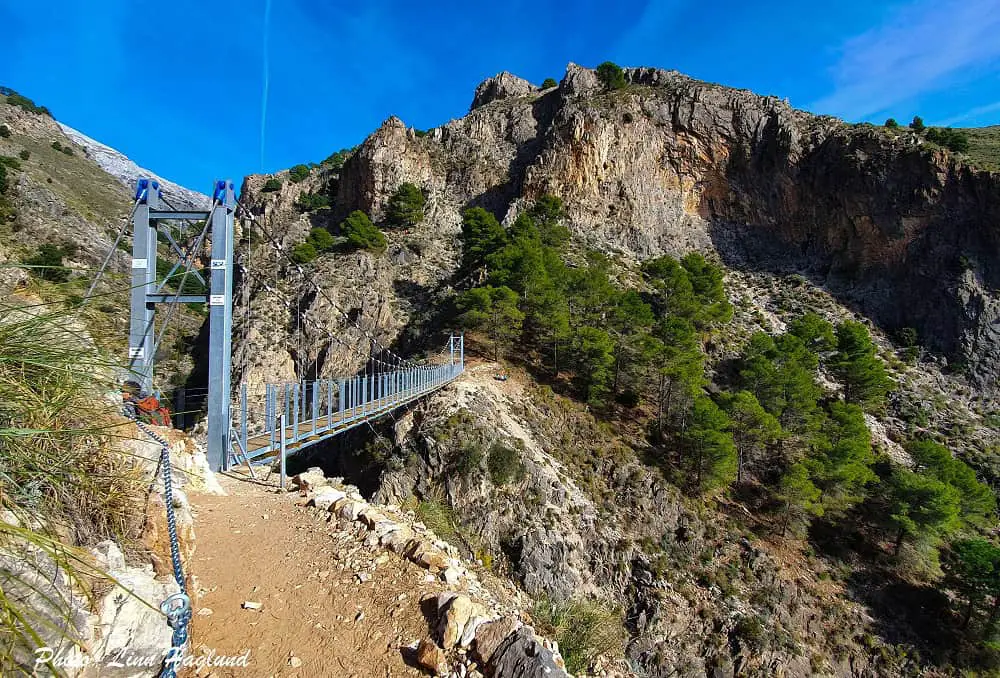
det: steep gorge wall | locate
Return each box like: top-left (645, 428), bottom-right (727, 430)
top-left (226, 64), bottom-right (1000, 676)
top-left (319, 63), bottom-right (1000, 386)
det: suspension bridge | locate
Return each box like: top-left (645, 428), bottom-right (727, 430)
top-left (101, 177), bottom-right (464, 474)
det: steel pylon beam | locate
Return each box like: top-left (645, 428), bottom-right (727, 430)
top-left (126, 178), bottom-right (234, 472)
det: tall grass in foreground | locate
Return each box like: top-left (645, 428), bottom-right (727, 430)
top-left (0, 307), bottom-right (146, 672)
top-left (531, 596), bottom-right (628, 673)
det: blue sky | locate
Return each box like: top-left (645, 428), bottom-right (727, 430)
top-left (2, 0), bottom-right (999, 191)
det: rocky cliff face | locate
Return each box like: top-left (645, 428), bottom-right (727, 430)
top-left (232, 63), bottom-right (1000, 676)
top-left (319, 63), bottom-right (1000, 387)
top-left (366, 365), bottom-right (888, 677)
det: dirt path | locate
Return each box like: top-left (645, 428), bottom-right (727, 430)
top-left (184, 476), bottom-right (443, 677)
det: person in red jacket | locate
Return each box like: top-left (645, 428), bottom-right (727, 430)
top-left (121, 380), bottom-right (172, 427)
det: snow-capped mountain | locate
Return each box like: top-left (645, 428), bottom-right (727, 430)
top-left (57, 123), bottom-right (210, 210)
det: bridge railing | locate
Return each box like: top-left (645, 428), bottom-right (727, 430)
top-left (237, 360), bottom-right (463, 464)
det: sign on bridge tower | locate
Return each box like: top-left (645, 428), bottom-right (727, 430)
top-left (128, 178), bottom-right (235, 472)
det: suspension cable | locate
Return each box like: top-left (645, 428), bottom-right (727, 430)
top-left (82, 199), bottom-right (141, 305)
top-left (233, 198), bottom-right (418, 369)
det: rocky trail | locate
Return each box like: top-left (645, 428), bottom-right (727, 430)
top-left (186, 476), bottom-right (436, 677)
top-left (185, 468), bottom-right (570, 678)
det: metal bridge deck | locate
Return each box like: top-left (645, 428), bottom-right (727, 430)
top-left (236, 361), bottom-right (463, 468)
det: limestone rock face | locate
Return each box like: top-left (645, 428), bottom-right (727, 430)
top-left (224, 62), bottom-right (987, 676)
top-left (471, 72), bottom-right (538, 110)
top-left (559, 62), bottom-right (600, 96)
top-left (88, 541), bottom-right (180, 677)
top-left (487, 627), bottom-right (568, 678)
top-left (416, 638), bottom-right (448, 676)
top-left (232, 61), bottom-right (1000, 388)
top-left (473, 615), bottom-right (522, 666)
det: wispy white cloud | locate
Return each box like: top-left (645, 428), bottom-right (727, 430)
top-left (259, 0), bottom-right (272, 172)
top-left (936, 100), bottom-right (1000, 126)
top-left (809, 0), bottom-right (1000, 120)
top-left (613, 1), bottom-right (687, 63)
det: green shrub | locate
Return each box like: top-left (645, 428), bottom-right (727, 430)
top-left (290, 241), bottom-right (318, 264)
top-left (262, 178), bottom-right (282, 192)
top-left (897, 327), bottom-right (918, 347)
top-left (454, 443), bottom-right (484, 475)
top-left (415, 498), bottom-right (462, 548)
top-left (50, 140), bottom-right (73, 156)
top-left (322, 147), bottom-right (354, 171)
top-left (487, 443), bottom-right (524, 485)
top-left (531, 597), bottom-right (627, 673)
top-left (0, 156), bottom-right (21, 170)
top-left (910, 116), bottom-right (925, 133)
top-left (288, 164), bottom-right (310, 183)
top-left (596, 61), bottom-right (626, 91)
top-left (0, 309), bottom-right (145, 672)
top-left (17, 150), bottom-right (28, 161)
top-left (289, 227), bottom-right (337, 264)
top-left (0, 164), bottom-right (6, 194)
top-left (885, 118), bottom-right (899, 128)
top-left (925, 127), bottom-right (970, 153)
top-left (386, 182), bottom-right (425, 227)
top-left (295, 191), bottom-right (330, 211)
top-left (1, 87), bottom-right (53, 116)
top-left (22, 243), bottom-right (76, 282)
top-left (541, 78), bottom-right (558, 89)
top-left (0, 125), bottom-right (9, 138)
top-left (340, 210), bottom-right (386, 253)
top-left (734, 616), bottom-right (766, 649)
top-left (306, 226), bottom-right (335, 251)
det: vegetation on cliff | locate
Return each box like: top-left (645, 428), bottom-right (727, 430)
top-left (450, 193), bottom-right (1000, 671)
top-left (0, 308), bottom-right (146, 672)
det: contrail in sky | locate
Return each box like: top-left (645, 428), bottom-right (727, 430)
top-left (259, 0), bottom-right (272, 171)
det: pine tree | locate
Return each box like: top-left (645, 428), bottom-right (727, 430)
top-left (943, 538), bottom-right (1000, 629)
top-left (831, 321), bottom-right (892, 409)
top-left (565, 253), bottom-right (616, 329)
top-left (339, 211), bottom-right (386, 253)
top-left (778, 462), bottom-right (824, 535)
top-left (653, 317), bottom-right (704, 435)
top-left (571, 326), bottom-right (616, 404)
top-left (888, 467), bottom-right (962, 555)
top-left (680, 252), bottom-right (732, 327)
top-left (721, 391), bottom-right (781, 483)
top-left (531, 281), bottom-right (571, 375)
top-left (788, 312), bottom-right (836, 353)
top-left (737, 332), bottom-right (823, 433)
top-left (386, 182), bottom-right (426, 227)
top-left (608, 290), bottom-right (655, 393)
top-left (461, 207), bottom-right (507, 267)
top-left (908, 440), bottom-right (996, 527)
top-left (528, 195), bottom-right (570, 248)
top-left (642, 255), bottom-right (698, 319)
top-left (306, 227), bottom-right (335, 252)
top-left (681, 396), bottom-right (737, 491)
top-left (809, 402), bottom-right (877, 515)
top-left (457, 286), bottom-right (524, 362)
top-left (595, 62), bottom-right (627, 90)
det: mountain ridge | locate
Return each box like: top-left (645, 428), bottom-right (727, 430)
top-left (228, 62), bottom-right (1000, 676)
top-left (57, 122), bottom-right (210, 210)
